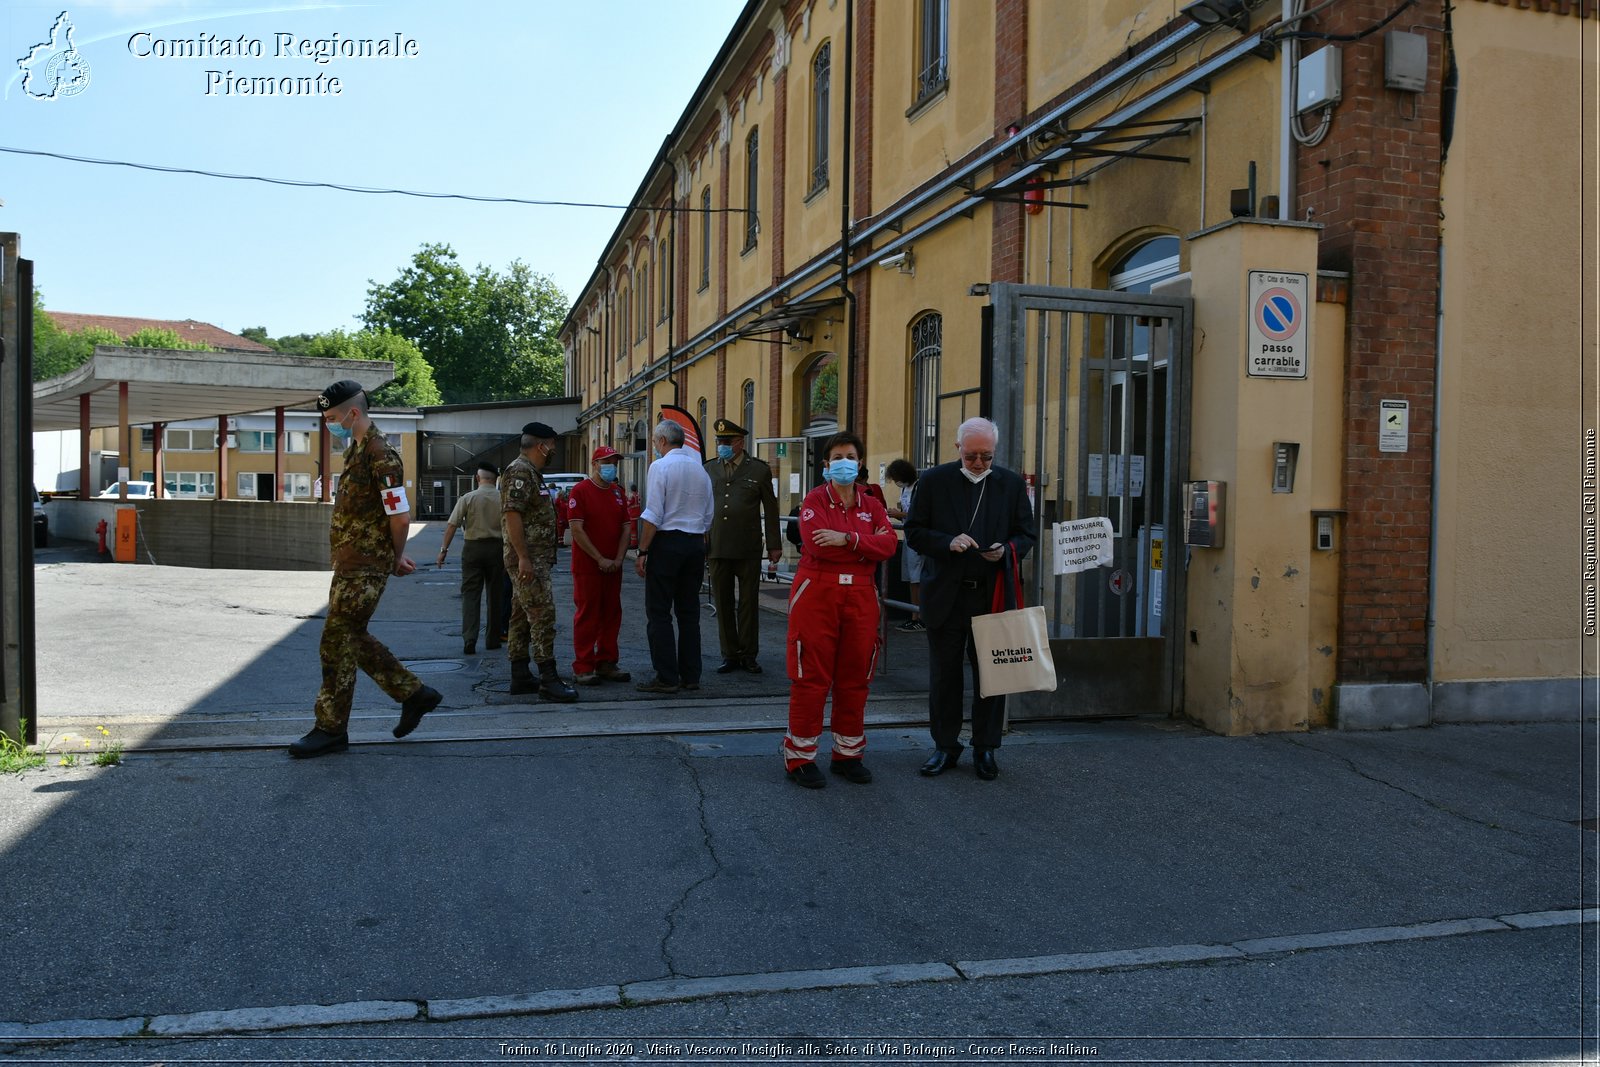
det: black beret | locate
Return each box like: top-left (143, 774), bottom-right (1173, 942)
top-left (522, 421), bottom-right (558, 439)
top-left (317, 380), bottom-right (364, 411)
top-left (713, 418), bottom-right (747, 437)
top-left (476, 461), bottom-right (500, 477)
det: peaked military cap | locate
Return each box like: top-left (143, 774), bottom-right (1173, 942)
top-left (522, 421), bottom-right (558, 438)
top-left (712, 418), bottom-right (747, 438)
top-left (317, 379), bottom-right (364, 411)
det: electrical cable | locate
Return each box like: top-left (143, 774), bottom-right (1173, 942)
top-left (0, 144), bottom-right (748, 212)
top-left (1272, 0), bottom-right (1417, 41)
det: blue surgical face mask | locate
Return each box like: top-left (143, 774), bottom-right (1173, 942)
top-left (599, 464), bottom-right (617, 483)
top-left (327, 414), bottom-right (351, 442)
top-left (825, 458), bottom-right (860, 485)
top-left (716, 444), bottom-right (734, 462)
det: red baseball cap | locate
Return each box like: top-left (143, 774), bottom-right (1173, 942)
top-left (591, 445), bottom-right (621, 462)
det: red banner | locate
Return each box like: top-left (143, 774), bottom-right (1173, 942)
top-left (659, 404), bottom-right (704, 459)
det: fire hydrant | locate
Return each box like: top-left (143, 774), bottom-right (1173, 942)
top-left (95, 518), bottom-right (108, 555)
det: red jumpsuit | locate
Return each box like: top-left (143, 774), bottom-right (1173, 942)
top-left (783, 482), bottom-right (898, 770)
top-left (567, 478), bottom-right (631, 676)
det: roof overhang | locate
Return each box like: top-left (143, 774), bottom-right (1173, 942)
top-left (31, 347), bottom-right (394, 432)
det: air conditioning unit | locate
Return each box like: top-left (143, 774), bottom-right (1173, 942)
top-left (215, 434), bottom-right (237, 449)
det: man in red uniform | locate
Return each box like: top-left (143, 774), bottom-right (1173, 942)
top-left (783, 432), bottom-right (898, 787)
top-left (567, 445), bottom-right (634, 685)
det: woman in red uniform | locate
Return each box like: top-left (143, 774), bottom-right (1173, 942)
top-left (783, 432), bottom-right (898, 788)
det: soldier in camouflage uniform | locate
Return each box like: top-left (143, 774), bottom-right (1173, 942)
top-left (290, 380), bottom-right (442, 758)
top-left (501, 421), bottom-right (579, 702)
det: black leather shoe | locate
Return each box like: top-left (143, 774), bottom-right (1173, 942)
top-left (830, 759), bottom-right (872, 784)
top-left (742, 659), bottom-right (763, 675)
top-left (463, 641), bottom-right (476, 655)
top-left (393, 685), bottom-right (442, 739)
top-left (919, 749), bottom-right (962, 776)
top-left (716, 659), bottom-right (740, 674)
top-left (788, 762), bottom-right (826, 789)
top-left (636, 678), bottom-right (680, 694)
top-left (681, 680), bottom-right (701, 691)
top-left (973, 748), bottom-right (999, 780)
top-left (289, 728), bottom-right (349, 758)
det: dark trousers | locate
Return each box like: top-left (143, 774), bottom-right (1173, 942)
top-left (645, 530), bottom-right (705, 685)
top-left (460, 538), bottom-right (505, 646)
top-left (708, 556), bottom-right (762, 661)
top-left (926, 583), bottom-right (1005, 753)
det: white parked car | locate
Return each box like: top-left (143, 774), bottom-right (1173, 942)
top-left (96, 481), bottom-right (156, 499)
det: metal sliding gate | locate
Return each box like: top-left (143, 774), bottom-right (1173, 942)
top-left (989, 284), bottom-right (1192, 719)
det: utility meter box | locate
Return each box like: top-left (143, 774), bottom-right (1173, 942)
top-left (1297, 46), bottom-right (1342, 114)
top-left (1384, 30), bottom-right (1428, 92)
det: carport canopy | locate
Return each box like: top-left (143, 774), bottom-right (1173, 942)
top-left (31, 346), bottom-right (394, 431)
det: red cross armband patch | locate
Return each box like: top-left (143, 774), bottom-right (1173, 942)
top-left (381, 485), bottom-right (410, 516)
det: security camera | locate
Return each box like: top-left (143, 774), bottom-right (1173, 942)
top-left (877, 251), bottom-right (910, 270)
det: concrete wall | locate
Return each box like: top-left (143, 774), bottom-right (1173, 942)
top-left (50, 498), bottom-right (329, 570)
top-left (1431, 3), bottom-right (1597, 708)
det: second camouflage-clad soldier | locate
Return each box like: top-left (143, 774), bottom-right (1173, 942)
top-left (500, 421), bottom-right (579, 702)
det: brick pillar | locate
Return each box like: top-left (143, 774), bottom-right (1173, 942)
top-left (1296, 0), bottom-right (1443, 683)
top-left (849, 0), bottom-right (876, 433)
top-left (718, 145), bottom-right (731, 320)
top-left (716, 348), bottom-right (728, 421)
top-left (771, 66), bottom-right (788, 285)
top-left (990, 0), bottom-right (1028, 284)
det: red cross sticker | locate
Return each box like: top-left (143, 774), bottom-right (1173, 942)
top-left (381, 486), bottom-right (409, 515)
top-left (383, 489), bottom-right (402, 510)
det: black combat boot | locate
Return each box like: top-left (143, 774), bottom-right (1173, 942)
top-left (509, 658), bottom-right (538, 696)
top-left (538, 659), bottom-right (579, 703)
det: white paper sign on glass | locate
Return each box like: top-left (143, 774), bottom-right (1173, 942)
top-left (1052, 517), bottom-right (1115, 575)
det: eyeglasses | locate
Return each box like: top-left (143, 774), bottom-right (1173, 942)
top-left (961, 452), bottom-right (994, 463)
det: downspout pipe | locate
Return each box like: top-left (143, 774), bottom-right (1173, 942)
top-left (1279, 0), bottom-right (1294, 219)
top-left (840, 0), bottom-right (857, 432)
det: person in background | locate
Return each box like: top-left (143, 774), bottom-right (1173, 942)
top-left (291, 379), bottom-right (440, 758)
top-left (703, 418), bottom-right (782, 675)
top-left (566, 445), bottom-right (633, 686)
top-left (884, 458), bottom-right (924, 633)
top-left (633, 420), bottom-right (714, 694)
top-left (903, 416), bottom-right (1035, 782)
top-left (626, 483), bottom-right (643, 549)
top-left (436, 461), bottom-right (504, 655)
top-left (781, 432), bottom-right (897, 789)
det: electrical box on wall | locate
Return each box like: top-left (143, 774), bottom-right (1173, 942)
top-left (1297, 46), bottom-right (1342, 114)
top-left (1384, 30), bottom-right (1428, 92)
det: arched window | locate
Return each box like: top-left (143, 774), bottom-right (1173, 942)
top-left (742, 379), bottom-right (756, 442)
top-left (617, 288), bottom-right (630, 359)
top-left (1109, 236), bottom-right (1180, 294)
top-left (699, 187), bottom-right (712, 291)
top-left (637, 265), bottom-right (649, 342)
top-left (802, 354), bottom-right (839, 435)
top-left (697, 396), bottom-right (708, 440)
top-left (910, 312), bottom-right (942, 468)
top-left (743, 128), bottom-right (760, 252)
top-left (810, 43), bottom-right (830, 195)
top-left (658, 237), bottom-right (670, 320)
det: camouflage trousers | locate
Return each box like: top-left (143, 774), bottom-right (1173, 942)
top-left (506, 564), bottom-right (556, 664)
top-left (314, 571), bottom-right (421, 732)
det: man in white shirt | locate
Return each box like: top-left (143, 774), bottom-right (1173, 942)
top-left (633, 419), bottom-right (715, 694)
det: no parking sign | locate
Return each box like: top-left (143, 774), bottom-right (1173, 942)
top-left (1247, 271), bottom-right (1309, 379)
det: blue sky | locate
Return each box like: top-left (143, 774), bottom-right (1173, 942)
top-left (2, 0), bottom-right (746, 337)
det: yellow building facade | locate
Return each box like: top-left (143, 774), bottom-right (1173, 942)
top-left (563, 0), bottom-right (1597, 733)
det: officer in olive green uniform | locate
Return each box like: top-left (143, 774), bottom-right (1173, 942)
top-left (290, 380), bottom-right (442, 758)
top-left (501, 421), bottom-right (579, 702)
top-left (704, 418), bottom-right (782, 674)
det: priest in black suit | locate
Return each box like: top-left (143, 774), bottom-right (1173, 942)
top-left (903, 416), bottom-right (1036, 780)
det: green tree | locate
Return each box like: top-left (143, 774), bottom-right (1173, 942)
top-left (123, 326), bottom-right (210, 351)
top-left (31, 291), bottom-right (121, 380)
top-left (305, 328), bottom-right (441, 408)
top-left (364, 243), bottom-right (569, 404)
top-left (239, 327), bottom-right (318, 355)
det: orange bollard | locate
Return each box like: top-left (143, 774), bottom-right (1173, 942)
top-left (113, 507), bottom-right (137, 563)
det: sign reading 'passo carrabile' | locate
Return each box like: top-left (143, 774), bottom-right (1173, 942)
top-left (1247, 270), bottom-right (1309, 379)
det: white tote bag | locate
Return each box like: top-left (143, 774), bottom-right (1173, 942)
top-left (970, 547), bottom-right (1057, 697)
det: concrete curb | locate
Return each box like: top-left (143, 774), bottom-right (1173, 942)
top-left (2, 907), bottom-right (1591, 1046)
